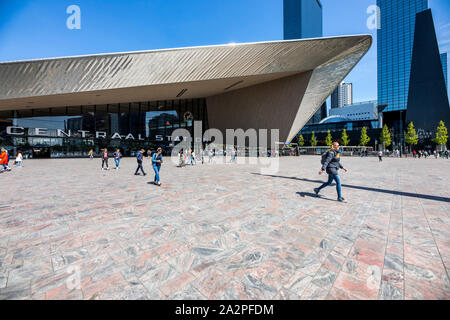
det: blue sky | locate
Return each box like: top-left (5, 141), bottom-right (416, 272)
top-left (0, 0), bottom-right (449, 103)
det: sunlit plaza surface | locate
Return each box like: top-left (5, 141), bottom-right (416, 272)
top-left (0, 155), bottom-right (449, 300)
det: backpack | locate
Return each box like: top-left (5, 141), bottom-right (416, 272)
top-left (321, 151), bottom-right (330, 165)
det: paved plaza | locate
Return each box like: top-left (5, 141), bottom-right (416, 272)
top-left (0, 155), bottom-right (449, 300)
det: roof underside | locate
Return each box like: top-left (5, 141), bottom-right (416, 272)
top-left (0, 36), bottom-right (372, 111)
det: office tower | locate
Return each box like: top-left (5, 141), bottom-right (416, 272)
top-left (377, 0), bottom-right (428, 113)
top-left (406, 9), bottom-right (450, 134)
top-left (441, 53), bottom-right (448, 89)
top-left (331, 82), bottom-right (353, 108)
top-left (284, 0), bottom-right (327, 124)
top-left (284, 0), bottom-right (323, 39)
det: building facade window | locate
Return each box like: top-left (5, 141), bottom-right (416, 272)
top-left (0, 98), bottom-right (208, 158)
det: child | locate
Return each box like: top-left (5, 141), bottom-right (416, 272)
top-left (15, 151), bottom-right (23, 167)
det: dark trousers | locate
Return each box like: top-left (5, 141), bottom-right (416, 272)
top-left (135, 161), bottom-right (145, 174)
top-left (102, 158), bottom-right (108, 168)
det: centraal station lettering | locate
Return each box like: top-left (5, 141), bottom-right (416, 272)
top-left (6, 126), bottom-right (207, 143)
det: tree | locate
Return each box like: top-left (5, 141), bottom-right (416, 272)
top-left (310, 131), bottom-right (317, 147)
top-left (359, 127), bottom-right (370, 146)
top-left (379, 124), bottom-right (392, 149)
top-left (341, 129), bottom-right (350, 146)
top-left (298, 134), bottom-right (305, 147)
top-left (434, 120), bottom-right (448, 149)
top-left (325, 130), bottom-right (333, 146)
top-left (405, 121), bottom-right (419, 150)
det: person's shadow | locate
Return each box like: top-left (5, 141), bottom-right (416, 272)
top-left (296, 192), bottom-right (337, 202)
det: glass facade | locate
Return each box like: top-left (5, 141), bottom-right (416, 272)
top-left (297, 119), bottom-right (381, 148)
top-left (441, 52), bottom-right (448, 89)
top-left (377, 0), bottom-right (428, 112)
top-left (283, 0), bottom-right (323, 40)
top-left (0, 99), bottom-right (208, 158)
top-left (284, 0), bottom-right (326, 125)
top-left (299, 119), bottom-right (379, 135)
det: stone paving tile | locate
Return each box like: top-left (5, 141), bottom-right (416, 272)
top-left (167, 283), bottom-right (206, 300)
top-left (1, 156), bottom-right (450, 299)
top-left (273, 287), bottom-right (300, 300)
top-left (379, 281), bottom-right (403, 300)
top-left (300, 283), bottom-right (330, 300)
top-left (331, 272), bottom-right (379, 300)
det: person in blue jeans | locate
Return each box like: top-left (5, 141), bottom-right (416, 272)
top-left (113, 149), bottom-right (122, 169)
top-left (314, 141), bottom-right (348, 202)
top-left (134, 149), bottom-right (147, 176)
top-left (152, 147), bottom-right (163, 186)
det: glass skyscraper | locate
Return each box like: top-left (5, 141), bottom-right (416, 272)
top-left (441, 53), bottom-right (448, 89)
top-left (284, 0), bottom-right (323, 39)
top-left (377, 0), bottom-right (428, 113)
top-left (284, 0), bottom-right (326, 124)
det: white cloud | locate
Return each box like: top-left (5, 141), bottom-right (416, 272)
top-left (439, 22), bottom-right (450, 30)
top-left (439, 39), bottom-right (450, 46)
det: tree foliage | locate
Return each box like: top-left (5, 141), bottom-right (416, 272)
top-left (310, 131), bottom-right (317, 147)
top-left (341, 129), bottom-right (350, 146)
top-left (325, 130), bottom-right (333, 146)
top-left (405, 121), bottom-right (419, 146)
top-left (379, 124), bottom-right (392, 148)
top-left (298, 134), bottom-right (305, 147)
top-left (434, 120), bottom-right (448, 146)
top-left (359, 127), bottom-right (370, 146)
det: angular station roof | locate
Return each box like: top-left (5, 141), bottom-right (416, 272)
top-left (0, 36), bottom-right (371, 110)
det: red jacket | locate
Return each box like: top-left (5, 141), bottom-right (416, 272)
top-left (0, 151), bottom-right (7, 164)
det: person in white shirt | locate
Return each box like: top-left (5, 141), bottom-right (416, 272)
top-left (15, 151), bottom-right (23, 167)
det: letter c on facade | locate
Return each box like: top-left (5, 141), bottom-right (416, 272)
top-left (7, 126), bottom-right (24, 135)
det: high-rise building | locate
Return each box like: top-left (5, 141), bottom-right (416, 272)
top-left (331, 82), bottom-right (353, 108)
top-left (406, 9), bottom-right (450, 135)
top-left (284, 0), bottom-right (327, 124)
top-left (284, 0), bottom-right (323, 39)
top-left (441, 53), bottom-right (448, 89)
top-left (377, 0), bottom-right (428, 113)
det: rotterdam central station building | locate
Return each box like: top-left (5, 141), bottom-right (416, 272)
top-left (0, 36), bottom-right (371, 157)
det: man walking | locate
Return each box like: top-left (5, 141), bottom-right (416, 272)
top-left (134, 149), bottom-right (147, 176)
top-left (201, 148), bottom-right (205, 164)
top-left (378, 150), bottom-right (383, 162)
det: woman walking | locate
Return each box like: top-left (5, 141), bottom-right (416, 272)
top-left (101, 148), bottom-right (110, 170)
top-left (152, 147), bottom-right (163, 186)
top-left (113, 149), bottom-right (122, 170)
top-left (314, 141), bottom-right (348, 202)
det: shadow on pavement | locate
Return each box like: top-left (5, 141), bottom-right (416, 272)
top-left (253, 173), bottom-right (450, 203)
top-left (296, 192), bottom-right (337, 202)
